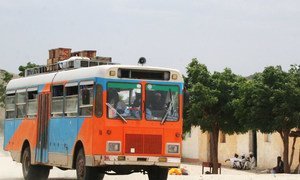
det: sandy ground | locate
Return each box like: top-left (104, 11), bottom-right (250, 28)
top-left (1, 136), bottom-right (299, 180)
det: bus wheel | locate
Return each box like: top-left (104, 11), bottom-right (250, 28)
top-left (76, 149), bottom-right (104, 180)
top-left (22, 147), bottom-right (50, 180)
top-left (148, 167), bottom-right (168, 180)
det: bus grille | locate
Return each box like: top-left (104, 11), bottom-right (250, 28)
top-left (125, 134), bottom-right (162, 154)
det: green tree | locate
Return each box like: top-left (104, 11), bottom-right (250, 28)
top-left (0, 71), bottom-right (13, 107)
top-left (185, 59), bottom-right (247, 173)
top-left (235, 65), bottom-right (300, 173)
top-left (18, 62), bottom-right (39, 77)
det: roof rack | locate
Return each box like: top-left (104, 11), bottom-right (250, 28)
top-left (25, 57), bottom-right (118, 77)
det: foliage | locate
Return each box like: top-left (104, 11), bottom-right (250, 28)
top-left (0, 71), bottom-right (13, 107)
top-left (18, 62), bottom-right (39, 77)
top-left (184, 58), bottom-right (247, 173)
top-left (235, 65), bottom-right (300, 173)
top-left (185, 58), bottom-right (247, 134)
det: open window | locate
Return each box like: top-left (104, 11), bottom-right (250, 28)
top-left (16, 89), bottom-right (27, 118)
top-left (27, 87), bottom-right (38, 118)
top-left (5, 91), bottom-right (15, 119)
top-left (65, 82), bottom-right (78, 117)
top-left (51, 85), bottom-right (64, 117)
top-left (79, 81), bottom-right (94, 116)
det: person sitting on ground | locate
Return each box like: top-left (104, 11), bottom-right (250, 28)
top-left (240, 154), bottom-right (247, 170)
top-left (225, 153), bottom-right (241, 169)
top-left (249, 152), bottom-right (256, 170)
top-left (272, 156), bottom-right (284, 173)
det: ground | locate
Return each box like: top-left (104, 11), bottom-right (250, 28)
top-left (0, 136), bottom-right (299, 180)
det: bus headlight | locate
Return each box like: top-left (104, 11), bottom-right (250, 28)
top-left (166, 143), bottom-right (180, 154)
top-left (106, 141), bottom-right (121, 152)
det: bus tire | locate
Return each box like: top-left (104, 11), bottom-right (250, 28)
top-left (76, 149), bottom-right (104, 180)
top-left (22, 147), bottom-right (50, 180)
top-left (148, 167), bottom-right (168, 180)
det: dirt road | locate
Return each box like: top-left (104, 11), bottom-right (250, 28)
top-left (0, 136), bottom-right (299, 180)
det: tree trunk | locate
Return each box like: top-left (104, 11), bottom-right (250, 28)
top-left (280, 130), bottom-right (291, 173)
top-left (210, 127), bottom-right (219, 174)
top-left (289, 137), bottom-right (297, 168)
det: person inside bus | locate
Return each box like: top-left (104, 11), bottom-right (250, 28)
top-left (151, 92), bottom-right (165, 110)
top-left (131, 93), bottom-right (141, 118)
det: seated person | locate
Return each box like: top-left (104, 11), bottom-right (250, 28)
top-left (272, 156), bottom-right (284, 173)
top-left (225, 153), bottom-right (242, 169)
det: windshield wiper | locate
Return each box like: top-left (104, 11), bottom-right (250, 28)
top-left (161, 89), bottom-right (173, 125)
top-left (106, 103), bottom-right (127, 123)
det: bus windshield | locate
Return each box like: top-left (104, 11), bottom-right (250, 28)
top-left (107, 82), bottom-right (142, 120)
top-left (146, 84), bottom-right (179, 121)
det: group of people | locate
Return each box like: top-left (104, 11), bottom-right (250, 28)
top-left (225, 152), bottom-right (256, 170)
top-left (226, 153), bottom-right (285, 174)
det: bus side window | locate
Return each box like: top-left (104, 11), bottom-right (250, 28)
top-left (95, 85), bottom-right (103, 118)
top-left (65, 84), bottom-right (78, 117)
top-left (51, 85), bottom-right (64, 117)
top-left (16, 90), bottom-right (27, 118)
top-left (27, 90), bottom-right (38, 118)
top-left (79, 84), bottom-right (93, 116)
top-left (5, 92), bottom-right (15, 119)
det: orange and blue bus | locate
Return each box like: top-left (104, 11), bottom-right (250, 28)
top-left (3, 60), bottom-right (184, 180)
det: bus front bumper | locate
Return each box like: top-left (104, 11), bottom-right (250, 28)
top-left (86, 155), bottom-right (181, 167)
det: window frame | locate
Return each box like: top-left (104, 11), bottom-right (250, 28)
top-left (26, 87), bottom-right (38, 118)
top-left (95, 84), bottom-right (103, 118)
top-left (79, 80), bottom-right (94, 117)
top-left (15, 89), bottom-right (27, 119)
top-left (5, 90), bottom-right (16, 119)
top-left (106, 81), bottom-right (142, 120)
top-left (64, 82), bottom-right (79, 117)
top-left (51, 84), bottom-right (64, 117)
top-left (145, 83), bottom-right (180, 122)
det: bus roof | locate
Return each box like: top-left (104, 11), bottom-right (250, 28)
top-left (6, 65), bottom-right (183, 91)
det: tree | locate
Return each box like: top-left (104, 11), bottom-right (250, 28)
top-left (18, 62), bottom-right (39, 77)
top-left (0, 71), bottom-right (13, 107)
top-left (235, 65), bottom-right (300, 173)
top-left (185, 58), bottom-right (247, 173)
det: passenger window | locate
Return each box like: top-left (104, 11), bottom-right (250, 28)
top-left (27, 90), bottom-right (38, 118)
top-left (95, 85), bottom-right (103, 117)
top-left (79, 83), bottom-right (93, 116)
top-left (16, 90), bottom-right (27, 118)
top-left (51, 85), bottom-right (64, 117)
top-left (5, 92), bottom-right (15, 119)
top-left (65, 84), bottom-right (78, 117)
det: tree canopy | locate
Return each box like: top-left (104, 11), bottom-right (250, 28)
top-left (185, 58), bottom-right (247, 173)
top-left (18, 62), bottom-right (39, 77)
top-left (0, 71), bottom-right (13, 107)
top-left (185, 58), bottom-right (247, 134)
top-left (235, 65), bottom-right (300, 172)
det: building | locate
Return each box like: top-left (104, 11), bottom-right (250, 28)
top-left (182, 127), bottom-right (300, 172)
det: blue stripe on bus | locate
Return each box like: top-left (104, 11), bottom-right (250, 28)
top-left (38, 84), bottom-right (45, 93)
top-left (3, 119), bottom-right (23, 148)
top-left (48, 117), bottom-right (85, 154)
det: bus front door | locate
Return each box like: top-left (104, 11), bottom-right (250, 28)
top-left (35, 93), bottom-right (50, 163)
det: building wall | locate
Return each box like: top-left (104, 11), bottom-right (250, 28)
top-left (257, 132), bottom-right (300, 171)
top-left (182, 126), bottom-right (200, 160)
top-left (182, 127), bottom-right (300, 172)
top-left (218, 134), bottom-right (238, 163)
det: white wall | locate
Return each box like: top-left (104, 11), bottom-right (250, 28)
top-left (182, 126), bottom-right (200, 159)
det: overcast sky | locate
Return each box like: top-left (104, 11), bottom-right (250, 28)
top-left (0, 0), bottom-right (299, 76)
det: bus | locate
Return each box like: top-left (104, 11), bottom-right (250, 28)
top-left (3, 60), bottom-right (184, 180)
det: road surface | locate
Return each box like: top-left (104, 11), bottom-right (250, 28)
top-left (1, 136), bottom-right (299, 180)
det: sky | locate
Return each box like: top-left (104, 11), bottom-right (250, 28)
top-left (0, 0), bottom-right (299, 76)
